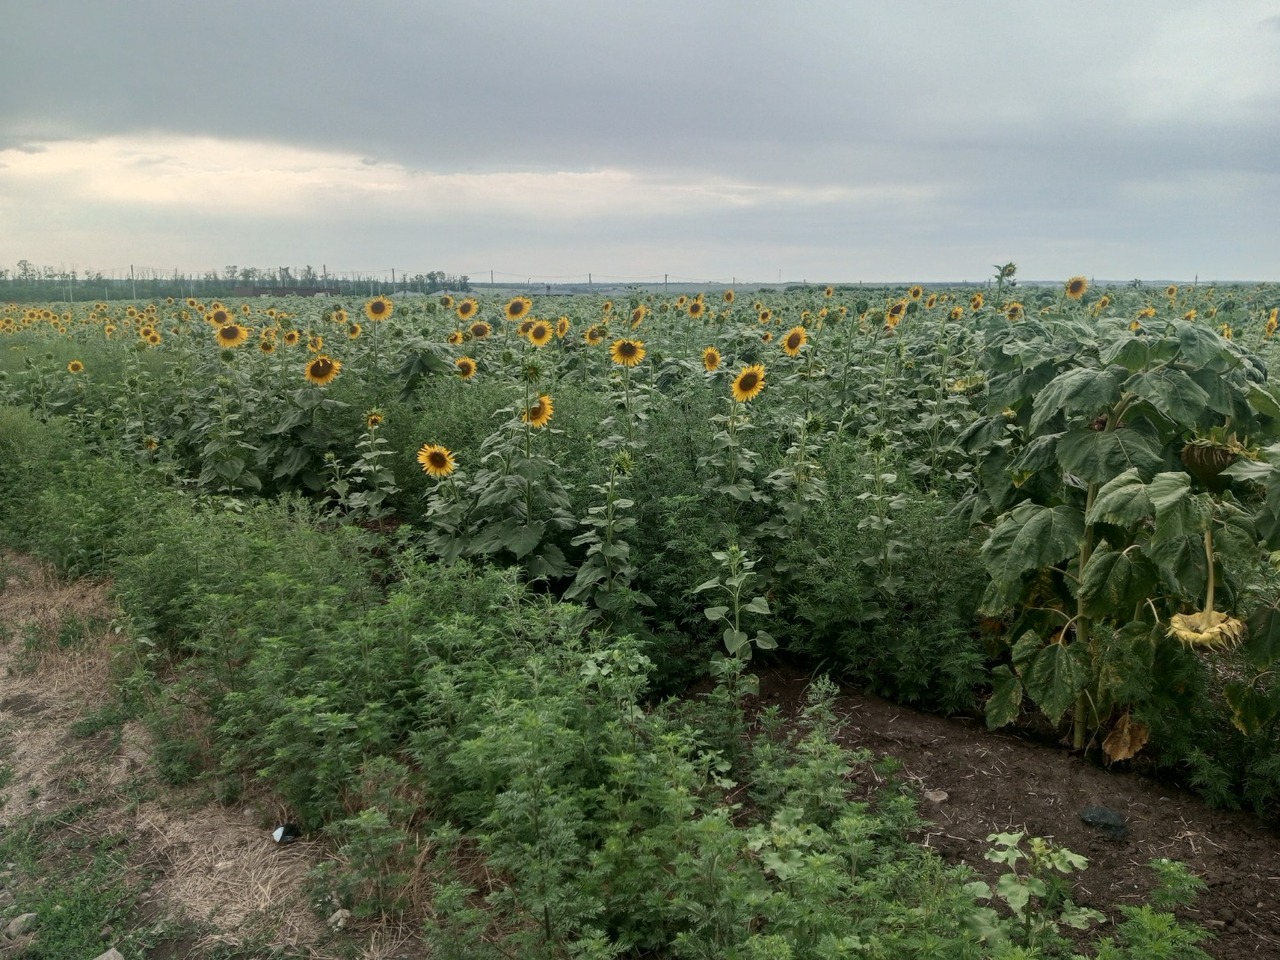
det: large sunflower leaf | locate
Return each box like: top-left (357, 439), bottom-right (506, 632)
top-left (1056, 429), bottom-right (1164, 485)
top-left (1029, 366), bottom-right (1127, 434)
top-left (1124, 368), bottom-right (1211, 425)
top-left (986, 664), bottom-right (1024, 730)
top-left (1149, 472), bottom-right (1212, 540)
top-left (1079, 547), bottom-right (1159, 618)
top-left (1245, 604), bottom-right (1280, 670)
top-left (1020, 640), bottom-right (1090, 726)
top-left (981, 503), bottom-right (1086, 585)
top-left (1144, 534), bottom-right (1207, 600)
top-left (1086, 469), bottom-right (1155, 527)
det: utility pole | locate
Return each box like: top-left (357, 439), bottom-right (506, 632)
top-left (664, 274), bottom-right (668, 294)
top-left (130, 264), bottom-right (136, 302)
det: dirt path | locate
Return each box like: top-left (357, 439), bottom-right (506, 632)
top-left (755, 668), bottom-right (1280, 960)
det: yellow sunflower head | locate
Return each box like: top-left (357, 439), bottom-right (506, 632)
top-left (908, 285), bottom-right (924, 301)
top-left (366, 410), bottom-right (385, 429)
top-left (556, 316), bottom-right (571, 338)
top-left (781, 325), bottom-right (808, 357)
top-left (283, 329), bottom-right (301, 346)
top-left (470, 320), bottom-right (492, 339)
top-left (527, 320), bottom-right (553, 347)
top-left (208, 306), bottom-right (232, 327)
top-left (731, 363), bottom-right (766, 402)
top-left (1005, 302), bottom-right (1025, 322)
top-left (447, 329), bottom-right (464, 345)
top-left (348, 323), bottom-right (363, 340)
top-left (722, 289), bottom-right (735, 304)
top-left (364, 295), bottom-right (394, 322)
top-left (505, 296), bottom-right (533, 322)
top-left (702, 346), bottom-right (721, 372)
top-left (455, 356), bottom-right (477, 380)
top-left (629, 305), bottom-right (647, 327)
top-left (216, 323), bottom-right (250, 348)
top-left (758, 308), bottom-right (773, 324)
top-left (948, 306), bottom-right (965, 322)
top-left (66, 359), bottom-right (84, 373)
top-left (416, 443), bottom-right (456, 478)
top-left (259, 337), bottom-right (277, 354)
top-left (1166, 284), bottom-right (1179, 298)
top-left (304, 354), bottom-right (342, 386)
top-left (1168, 610), bottom-right (1246, 649)
top-left (439, 294), bottom-right (455, 308)
top-left (584, 324), bottom-right (604, 345)
top-left (308, 334), bottom-right (324, 352)
top-left (824, 285), bottom-right (834, 298)
top-left (970, 292), bottom-right (985, 310)
top-left (1065, 276), bottom-right (1088, 300)
top-left (457, 298), bottom-right (479, 320)
top-left (522, 394), bottom-right (554, 429)
top-left (610, 338), bottom-right (646, 367)
top-left (688, 300), bottom-right (706, 319)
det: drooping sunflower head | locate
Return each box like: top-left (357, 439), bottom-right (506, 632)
top-left (66, 359), bottom-right (84, 373)
top-left (366, 410), bottom-right (385, 429)
top-left (470, 320), bottom-right (492, 339)
top-left (364, 295), bottom-right (394, 322)
top-left (556, 316), bottom-right (571, 338)
top-left (416, 442), bottom-right (456, 478)
top-left (308, 334), bottom-right (324, 352)
top-left (702, 346), bottom-right (721, 372)
top-left (629, 305), bottom-right (647, 328)
top-left (216, 323), bottom-right (250, 348)
top-left (522, 394), bottom-right (554, 429)
top-left (527, 320), bottom-right (553, 347)
top-left (731, 363), bottom-right (766, 402)
top-left (447, 329), bottom-right (464, 345)
top-left (505, 296), bottom-right (533, 322)
top-left (948, 306), bottom-right (965, 322)
top-left (781, 325), bottom-right (808, 357)
top-left (610, 338), bottom-right (646, 367)
top-left (1005, 302), bottom-right (1025, 322)
top-left (455, 356), bottom-right (477, 380)
top-left (304, 354), bottom-right (342, 386)
top-left (456, 298), bottom-right (479, 320)
top-left (1168, 610), bottom-right (1246, 649)
top-left (1065, 276), bottom-right (1088, 300)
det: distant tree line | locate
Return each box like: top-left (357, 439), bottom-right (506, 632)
top-left (1, 260), bottom-right (470, 303)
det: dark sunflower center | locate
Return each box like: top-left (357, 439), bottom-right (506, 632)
top-left (312, 359), bottom-right (333, 376)
top-left (428, 451), bottom-right (448, 469)
top-left (619, 342), bottom-right (638, 357)
top-left (740, 373), bottom-right (759, 390)
top-left (787, 334), bottom-right (801, 349)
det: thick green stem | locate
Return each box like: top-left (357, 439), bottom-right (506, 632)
top-left (1203, 525), bottom-right (1215, 613)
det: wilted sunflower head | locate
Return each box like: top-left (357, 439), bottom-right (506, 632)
top-left (1065, 276), bottom-right (1088, 300)
top-left (1168, 610), bottom-right (1246, 649)
top-left (366, 410), bottom-right (385, 429)
top-left (610, 338), bottom-right (646, 366)
top-left (731, 363), bottom-right (766, 402)
top-left (781, 325), bottom-right (808, 357)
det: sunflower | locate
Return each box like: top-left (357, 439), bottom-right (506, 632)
top-left (505, 296), bottom-right (533, 322)
top-left (610, 338), bottom-right (646, 366)
top-left (1166, 284), bottom-right (1179, 298)
top-left (761, 331), bottom-right (773, 343)
top-left (259, 337), bottom-right (277, 354)
top-left (731, 364), bottom-right (766, 402)
top-left (439, 294), bottom-right (455, 308)
top-left (823, 285), bottom-right (834, 298)
top-left (366, 410), bottom-right (385, 429)
top-left (283, 329), bottom-right (301, 347)
top-left (216, 323), bottom-right (250, 348)
top-left (308, 335), bottom-right (324, 352)
top-left (447, 329), bottom-right (464, 345)
top-left (675, 295), bottom-right (688, 308)
top-left (758, 308), bottom-right (773, 324)
top-left (1267, 308), bottom-right (1279, 338)
top-left (348, 323), bottom-right (363, 340)
top-left (416, 443), bottom-right (456, 478)
top-left (702, 346), bottom-right (721, 372)
top-left (908, 285), bottom-right (923, 301)
top-left (970, 292), bottom-right (984, 310)
top-left (517, 319), bottom-right (536, 337)
top-left (688, 300), bottom-right (706, 319)
top-left (1168, 610), bottom-right (1246, 649)
top-left (66, 359), bottom-right (84, 373)
top-left (145, 331), bottom-right (162, 345)
top-left (1065, 276), bottom-right (1088, 300)
top-left (527, 320), bottom-right (553, 347)
top-left (456, 298), bottom-right (479, 320)
top-left (185, 297), bottom-right (198, 308)
top-left (602, 300), bottom-right (614, 314)
top-left (333, 308), bottom-right (350, 325)
top-left (948, 306), bottom-right (964, 321)
top-left (364, 295), bottom-right (394, 322)
top-left (455, 356), bottom-right (478, 379)
top-left (242, 303), bottom-right (252, 315)
top-left (1137, 306), bottom-right (1157, 320)
top-left (1184, 309), bottom-right (1198, 321)
top-left (522, 394), bottom-right (554, 429)
top-left (584, 325), bottom-right (604, 345)
top-left (556, 316), bottom-right (571, 338)
top-left (1005, 302), bottom-right (1025, 321)
top-left (208, 306), bottom-right (232, 327)
top-left (629, 304), bottom-right (648, 327)
top-left (304, 354), bottom-right (342, 386)
top-left (781, 325), bottom-right (808, 357)
top-left (103, 324), bottom-right (117, 338)
top-left (470, 320), bottom-right (492, 339)
top-left (723, 289), bottom-right (735, 304)
top-left (925, 293), bottom-right (938, 309)
top-left (886, 300), bottom-right (907, 326)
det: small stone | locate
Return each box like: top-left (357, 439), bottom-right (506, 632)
top-left (5, 912), bottom-right (37, 938)
top-left (0, 890), bottom-right (13, 908)
top-left (92, 949), bottom-right (126, 960)
top-left (923, 789), bottom-right (949, 803)
top-left (327, 908), bottom-right (352, 930)
top-left (99, 923), bottom-right (114, 939)
top-left (1079, 804), bottom-right (1129, 842)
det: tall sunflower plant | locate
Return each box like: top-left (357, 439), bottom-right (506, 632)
top-left (960, 308), bottom-right (1280, 756)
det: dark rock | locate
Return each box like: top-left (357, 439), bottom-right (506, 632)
top-left (1079, 804), bottom-right (1129, 842)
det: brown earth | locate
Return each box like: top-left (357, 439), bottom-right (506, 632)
top-left (754, 667), bottom-right (1280, 960)
top-left (3, 550), bottom-right (1280, 958)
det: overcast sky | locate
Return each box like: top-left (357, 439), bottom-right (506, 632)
top-left (2, 1), bottom-right (1278, 284)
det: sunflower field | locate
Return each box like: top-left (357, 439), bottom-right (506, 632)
top-left (2, 277), bottom-right (1279, 953)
